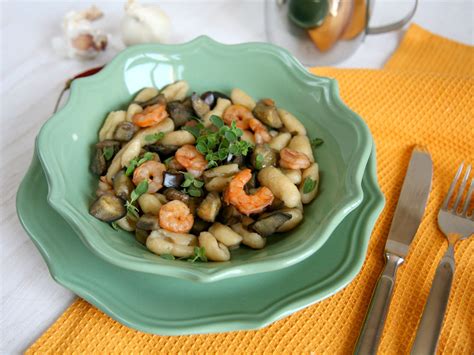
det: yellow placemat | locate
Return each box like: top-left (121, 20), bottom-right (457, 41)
top-left (27, 25), bottom-right (473, 354)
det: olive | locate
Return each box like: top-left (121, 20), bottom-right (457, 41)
top-left (163, 172), bottom-right (184, 188)
top-left (251, 144), bottom-right (277, 170)
top-left (167, 100), bottom-right (194, 127)
top-left (249, 212), bottom-right (292, 237)
top-left (201, 91), bottom-right (230, 109)
top-left (113, 121), bottom-right (138, 142)
top-left (89, 194), bottom-right (126, 222)
top-left (136, 214), bottom-right (160, 231)
top-left (113, 170), bottom-right (135, 200)
top-left (253, 99), bottom-right (283, 128)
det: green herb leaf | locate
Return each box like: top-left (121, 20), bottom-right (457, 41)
top-left (125, 202), bottom-right (140, 220)
top-left (187, 186), bottom-right (202, 197)
top-left (134, 180), bottom-right (149, 197)
top-left (302, 177), bottom-right (317, 194)
top-left (193, 179), bottom-right (204, 188)
top-left (160, 254), bottom-right (175, 260)
top-left (145, 132), bottom-right (165, 143)
top-left (164, 156), bottom-right (174, 166)
top-left (183, 125), bottom-right (202, 139)
top-left (181, 173), bottom-right (203, 197)
top-left (255, 154), bottom-right (264, 170)
top-left (311, 137), bottom-right (324, 148)
top-left (210, 115), bottom-right (224, 128)
top-left (103, 146), bottom-right (114, 160)
top-left (125, 161), bottom-right (138, 176)
top-left (110, 222), bottom-right (119, 231)
top-left (188, 246), bottom-right (207, 263)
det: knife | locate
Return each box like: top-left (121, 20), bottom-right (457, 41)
top-left (354, 147), bottom-right (433, 355)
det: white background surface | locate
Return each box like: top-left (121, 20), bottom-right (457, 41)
top-left (0, 0), bottom-right (472, 353)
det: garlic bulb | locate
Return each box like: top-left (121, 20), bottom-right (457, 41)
top-left (121, 0), bottom-right (172, 46)
top-left (52, 5), bottom-right (108, 60)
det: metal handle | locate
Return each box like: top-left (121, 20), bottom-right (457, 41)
top-left (411, 245), bottom-right (455, 355)
top-left (355, 253), bottom-right (404, 355)
top-left (367, 0), bottom-right (418, 35)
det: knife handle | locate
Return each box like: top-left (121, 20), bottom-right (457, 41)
top-left (411, 245), bottom-right (455, 355)
top-left (354, 253), bottom-right (404, 355)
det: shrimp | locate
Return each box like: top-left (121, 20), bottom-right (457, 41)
top-left (132, 103), bottom-right (168, 127)
top-left (223, 169), bottom-right (274, 215)
top-left (222, 104), bottom-right (252, 129)
top-left (279, 147), bottom-right (311, 170)
top-left (132, 161), bottom-right (166, 193)
top-left (248, 118), bottom-right (271, 144)
top-left (175, 144), bottom-right (208, 177)
top-left (159, 200), bottom-right (194, 233)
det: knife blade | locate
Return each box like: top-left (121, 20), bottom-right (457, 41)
top-left (384, 148), bottom-right (433, 258)
top-left (355, 147), bottom-right (433, 355)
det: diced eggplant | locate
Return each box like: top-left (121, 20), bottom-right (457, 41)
top-left (191, 218), bottom-right (211, 235)
top-left (249, 212), bottom-right (292, 237)
top-left (113, 170), bottom-right (135, 200)
top-left (136, 214), bottom-right (160, 231)
top-left (163, 188), bottom-right (190, 204)
top-left (113, 121), bottom-right (138, 142)
top-left (191, 92), bottom-right (210, 118)
top-left (147, 144), bottom-right (179, 157)
top-left (137, 93), bottom-right (166, 109)
top-left (218, 205), bottom-right (243, 225)
top-left (135, 228), bottom-right (149, 245)
top-left (201, 91), bottom-right (230, 109)
top-left (167, 100), bottom-right (194, 127)
top-left (251, 144), bottom-right (277, 170)
top-left (89, 194), bottom-right (126, 222)
top-left (253, 99), bottom-right (282, 128)
top-left (244, 172), bottom-right (258, 194)
top-left (164, 157), bottom-right (185, 172)
top-left (90, 148), bottom-right (107, 176)
top-left (90, 140), bottom-right (121, 176)
top-left (163, 172), bottom-right (184, 188)
top-left (197, 192), bottom-right (221, 222)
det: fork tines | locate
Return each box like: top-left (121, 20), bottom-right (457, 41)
top-left (442, 163), bottom-right (474, 218)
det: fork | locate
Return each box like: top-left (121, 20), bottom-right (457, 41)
top-left (411, 163), bottom-right (474, 354)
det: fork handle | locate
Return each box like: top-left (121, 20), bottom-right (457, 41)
top-left (411, 245), bottom-right (455, 355)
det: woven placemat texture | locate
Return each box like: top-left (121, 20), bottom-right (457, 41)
top-left (27, 24), bottom-right (473, 354)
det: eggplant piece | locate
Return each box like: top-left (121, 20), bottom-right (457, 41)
top-left (191, 218), bottom-right (211, 235)
top-left (136, 214), bottom-right (160, 231)
top-left (167, 100), bottom-right (194, 127)
top-left (137, 93), bottom-right (166, 109)
top-left (147, 144), bottom-right (179, 157)
top-left (197, 192), bottom-right (221, 222)
top-left (251, 144), bottom-right (277, 170)
top-left (191, 92), bottom-right (210, 118)
top-left (113, 121), bottom-right (138, 142)
top-left (113, 170), bottom-right (135, 200)
top-left (90, 148), bottom-right (107, 176)
top-left (163, 188), bottom-right (190, 204)
top-left (253, 99), bottom-right (283, 128)
top-left (135, 228), bottom-right (149, 245)
top-left (201, 91), bottom-right (230, 109)
top-left (249, 212), bottom-right (292, 237)
top-left (218, 205), bottom-right (243, 225)
top-left (244, 172), bottom-right (258, 194)
top-left (163, 172), bottom-right (184, 188)
top-left (164, 157), bottom-right (185, 171)
top-left (89, 194), bottom-right (126, 222)
top-left (90, 140), bottom-right (121, 176)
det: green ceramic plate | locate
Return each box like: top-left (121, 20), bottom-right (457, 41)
top-left (37, 36), bottom-right (372, 282)
top-left (16, 148), bottom-right (383, 334)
